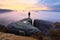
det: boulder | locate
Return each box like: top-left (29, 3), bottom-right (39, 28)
top-left (33, 19), bottom-right (54, 34)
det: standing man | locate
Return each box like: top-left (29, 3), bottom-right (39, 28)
top-left (28, 12), bottom-right (31, 18)
top-left (28, 12), bottom-right (32, 25)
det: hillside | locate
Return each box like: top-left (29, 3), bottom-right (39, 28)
top-left (0, 32), bottom-right (38, 40)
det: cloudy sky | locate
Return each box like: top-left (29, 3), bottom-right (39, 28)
top-left (0, 0), bottom-right (60, 10)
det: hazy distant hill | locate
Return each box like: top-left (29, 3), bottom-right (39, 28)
top-left (41, 10), bottom-right (60, 12)
top-left (0, 9), bottom-right (13, 13)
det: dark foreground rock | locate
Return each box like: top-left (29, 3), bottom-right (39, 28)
top-left (0, 24), bottom-right (7, 32)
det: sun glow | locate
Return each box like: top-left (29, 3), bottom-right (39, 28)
top-left (0, 0), bottom-right (50, 10)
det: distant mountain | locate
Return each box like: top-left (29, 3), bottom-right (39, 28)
top-left (0, 9), bottom-right (13, 13)
top-left (41, 10), bottom-right (60, 12)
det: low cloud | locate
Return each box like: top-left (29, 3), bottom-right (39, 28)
top-left (38, 0), bottom-right (60, 11)
top-left (49, 4), bottom-right (60, 10)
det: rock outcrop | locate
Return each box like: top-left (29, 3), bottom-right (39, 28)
top-left (7, 18), bottom-right (40, 36)
top-left (33, 19), bottom-right (54, 34)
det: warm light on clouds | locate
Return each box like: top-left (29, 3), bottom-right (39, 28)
top-left (0, 0), bottom-right (50, 10)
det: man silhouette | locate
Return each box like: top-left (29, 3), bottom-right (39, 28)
top-left (28, 12), bottom-right (30, 18)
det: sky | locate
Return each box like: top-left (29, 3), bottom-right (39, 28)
top-left (0, 0), bottom-right (60, 25)
top-left (0, 0), bottom-right (60, 10)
